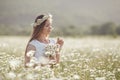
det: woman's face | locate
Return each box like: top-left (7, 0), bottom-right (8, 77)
top-left (42, 18), bottom-right (53, 34)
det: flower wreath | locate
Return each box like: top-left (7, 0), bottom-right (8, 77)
top-left (31, 13), bottom-right (52, 27)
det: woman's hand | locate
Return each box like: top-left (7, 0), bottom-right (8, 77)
top-left (56, 37), bottom-right (64, 48)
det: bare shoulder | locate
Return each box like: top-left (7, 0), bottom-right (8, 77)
top-left (26, 44), bottom-right (36, 52)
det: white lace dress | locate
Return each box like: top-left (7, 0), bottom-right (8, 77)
top-left (29, 39), bottom-right (56, 64)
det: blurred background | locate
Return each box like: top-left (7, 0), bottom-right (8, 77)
top-left (0, 0), bottom-right (120, 37)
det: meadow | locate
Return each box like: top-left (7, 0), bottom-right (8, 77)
top-left (0, 36), bottom-right (120, 80)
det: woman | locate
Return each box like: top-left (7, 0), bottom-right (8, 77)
top-left (24, 13), bottom-right (64, 68)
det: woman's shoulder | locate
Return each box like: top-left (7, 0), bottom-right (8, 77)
top-left (29, 39), bottom-right (37, 44)
top-left (29, 39), bottom-right (40, 47)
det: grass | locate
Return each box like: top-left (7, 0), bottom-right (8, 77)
top-left (0, 36), bottom-right (120, 80)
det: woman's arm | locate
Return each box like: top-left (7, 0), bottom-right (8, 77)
top-left (25, 44), bottom-right (36, 67)
top-left (48, 38), bottom-right (63, 64)
top-left (56, 52), bottom-right (60, 63)
top-left (55, 38), bottom-right (64, 63)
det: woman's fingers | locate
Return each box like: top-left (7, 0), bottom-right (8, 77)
top-left (57, 38), bottom-right (64, 47)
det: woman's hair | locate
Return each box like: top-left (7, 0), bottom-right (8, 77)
top-left (30, 14), bottom-right (47, 42)
top-left (29, 13), bottom-right (52, 42)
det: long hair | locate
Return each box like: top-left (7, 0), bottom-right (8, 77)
top-left (24, 14), bottom-right (48, 65)
top-left (29, 14), bottom-right (47, 42)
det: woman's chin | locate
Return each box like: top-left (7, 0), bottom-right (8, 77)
top-left (46, 31), bottom-right (51, 34)
top-left (48, 30), bottom-right (52, 33)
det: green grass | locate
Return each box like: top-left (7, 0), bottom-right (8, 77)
top-left (0, 36), bottom-right (120, 80)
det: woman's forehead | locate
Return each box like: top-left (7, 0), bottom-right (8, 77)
top-left (47, 18), bottom-right (52, 24)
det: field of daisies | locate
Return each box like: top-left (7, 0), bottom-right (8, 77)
top-left (0, 36), bottom-right (120, 80)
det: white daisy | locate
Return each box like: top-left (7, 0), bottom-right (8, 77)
top-left (26, 50), bottom-right (35, 57)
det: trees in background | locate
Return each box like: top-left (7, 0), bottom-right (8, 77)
top-left (90, 22), bottom-right (117, 37)
top-left (0, 22), bottom-right (120, 37)
top-left (0, 24), bottom-right (31, 36)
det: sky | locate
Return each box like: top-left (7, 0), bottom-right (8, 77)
top-left (0, 0), bottom-right (120, 26)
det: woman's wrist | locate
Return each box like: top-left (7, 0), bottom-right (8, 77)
top-left (59, 45), bottom-right (63, 52)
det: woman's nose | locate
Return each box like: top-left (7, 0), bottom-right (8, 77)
top-left (50, 26), bottom-right (54, 30)
top-left (49, 26), bottom-right (52, 28)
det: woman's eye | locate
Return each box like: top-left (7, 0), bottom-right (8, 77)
top-left (46, 24), bottom-right (51, 27)
top-left (46, 25), bottom-right (49, 27)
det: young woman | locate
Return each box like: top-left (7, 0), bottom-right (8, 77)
top-left (24, 14), bottom-right (64, 68)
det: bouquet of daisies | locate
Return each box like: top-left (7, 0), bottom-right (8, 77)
top-left (44, 44), bottom-right (60, 57)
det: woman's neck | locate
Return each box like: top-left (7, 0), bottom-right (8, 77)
top-left (37, 34), bottom-right (49, 43)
